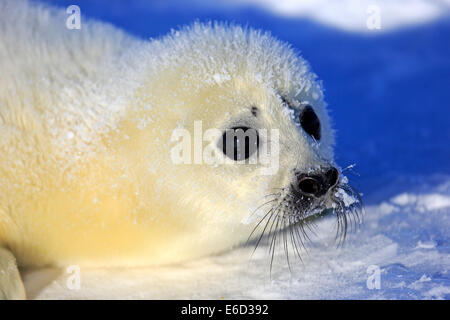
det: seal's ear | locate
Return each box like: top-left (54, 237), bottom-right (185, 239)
top-left (251, 106), bottom-right (259, 117)
top-left (0, 247), bottom-right (26, 300)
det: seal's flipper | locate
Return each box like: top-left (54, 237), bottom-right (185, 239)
top-left (0, 248), bottom-right (26, 300)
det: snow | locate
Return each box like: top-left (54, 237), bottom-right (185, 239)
top-left (22, 178), bottom-right (449, 299)
top-left (391, 193), bottom-right (450, 212)
top-left (30, 0), bottom-right (450, 299)
top-left (334, 186), bottom-right (358, 207)
top-left (215, 0), bottom-right (450, 32)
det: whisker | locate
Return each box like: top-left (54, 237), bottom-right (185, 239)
top-left (282, 217), bottom-right (291, 272)
top-left (249, 202), bottom-right (281, 257)
top-left (269, 211), bottom-right (283, 277)
top-left (250, 176), bottom-right (364, 275)
top-left (289, 222), bottom-right (303, 262)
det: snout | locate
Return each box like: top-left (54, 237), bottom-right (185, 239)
top-left (296, 167), bottom-right (339, 198)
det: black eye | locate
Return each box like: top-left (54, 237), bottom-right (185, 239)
top-left (220, 126), bottom-right (259, 161)
top-left (300, 106), bottom-right (321, 140)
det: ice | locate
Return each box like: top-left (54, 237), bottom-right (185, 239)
top-left (22, 177), bottom-right (450, 299)
top-left (334, 186), bottom-right (358, 207)
top-left (217, 0), bottom-right (448, 32)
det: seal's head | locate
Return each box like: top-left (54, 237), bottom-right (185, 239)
top-left (116, 23), bottom-right (362, 264)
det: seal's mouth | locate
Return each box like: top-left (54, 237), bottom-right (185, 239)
top-left (247, 176), bottom-right (363, 270)
top-left (299, 207), bottom-right (334, 224)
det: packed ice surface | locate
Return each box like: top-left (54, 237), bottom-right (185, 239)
top-left (26, 0), bottom-right (450, 299)
top-left (22, 176), bottom-right (449, 299)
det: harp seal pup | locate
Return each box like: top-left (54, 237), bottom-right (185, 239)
top-left (0, 0), bottom-right (361, 299)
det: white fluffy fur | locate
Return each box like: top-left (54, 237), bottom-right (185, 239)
top-left (0, 0), bottom-right (334, 283)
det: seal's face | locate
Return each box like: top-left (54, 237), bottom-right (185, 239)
top-left (123, 24), bottom-right (362, 263)
top-left (196, 78), bottom-right (362, 249)
top-left (142, 72), bottom-right (362, 259)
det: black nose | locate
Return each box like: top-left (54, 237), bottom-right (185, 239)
top-left (297, 167), bottom-right (339, 198)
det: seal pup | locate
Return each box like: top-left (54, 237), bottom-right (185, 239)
top-left (0, 0), bottom-right (361, 299)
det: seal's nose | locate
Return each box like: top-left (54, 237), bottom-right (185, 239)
top-left (297, 167), bottom-right (339, 198)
